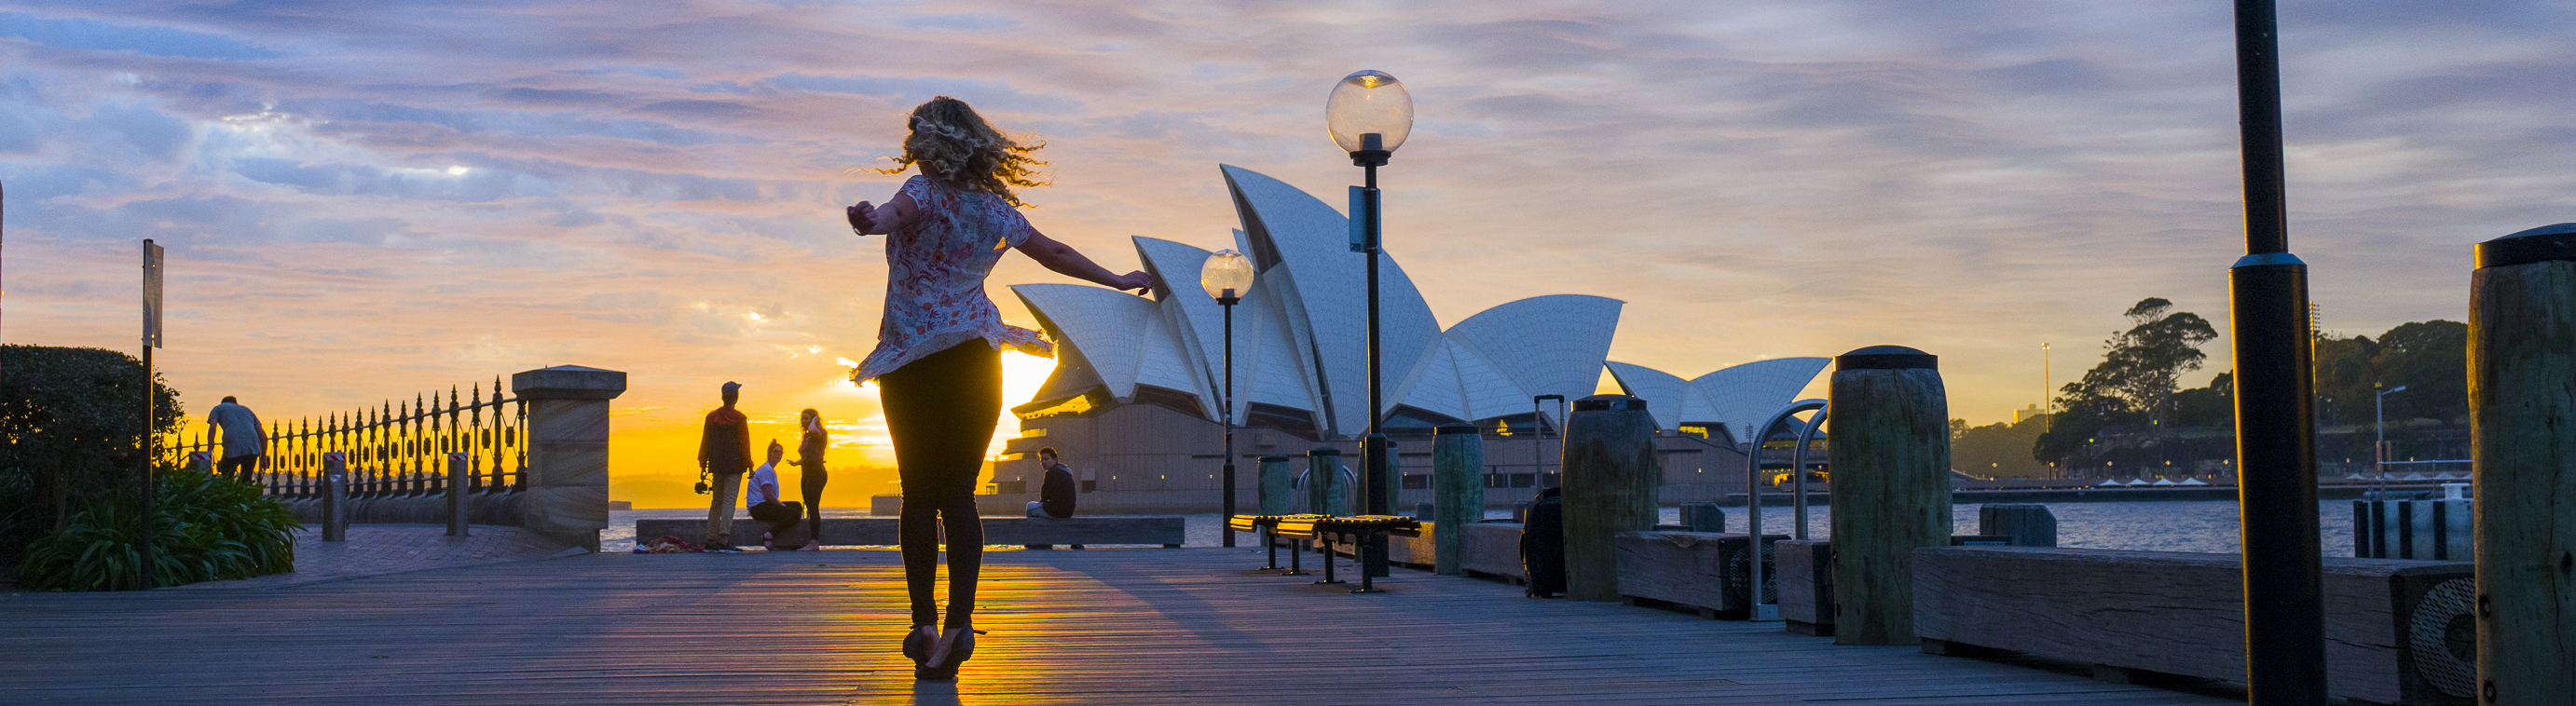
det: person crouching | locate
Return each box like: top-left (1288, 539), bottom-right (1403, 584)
top-left (747, 440), bottom-right (805, 550)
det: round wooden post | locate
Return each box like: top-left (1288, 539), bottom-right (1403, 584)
top-left (1305, 447), bottom-right (1346, 516)
top-left (1559, 394), bottom-right (1657, 603)
top-left (1257, 455), bottom-right (1295, 516)
top-left (1978, 504), bottom-right (2057, 547)
top-left (2471, 223), bottom-right (2576, 704)
top-left (1432, 424), bottom-right (1486, 576)
top-left (1826, 346), bottom-right (1950, 645)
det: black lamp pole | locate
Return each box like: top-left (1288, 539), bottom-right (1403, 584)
top-left (1220, 289), bottom-right (1239, 548)
top-left (1355, 133), bottom-right (1391, 519)
top-left (2228, 1), bottom-right (2326, 703)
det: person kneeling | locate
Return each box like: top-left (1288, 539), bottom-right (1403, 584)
top-left (1022, 447), bottom-right (1081, 550)
top-left (748, 441), bottom-right (806, 550)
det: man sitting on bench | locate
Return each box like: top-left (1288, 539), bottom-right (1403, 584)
top-left (747, 440), bottom-right (806, 550)
top-left (1024, 447), bottom-right (1082, 550)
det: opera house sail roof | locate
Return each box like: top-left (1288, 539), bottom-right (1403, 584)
top-left (1008, 165), bottom-right (1822, 443)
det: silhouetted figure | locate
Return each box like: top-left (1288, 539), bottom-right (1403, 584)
top-left (205, 396), bottom-right (266, 481)
top-left (1521, 486), bottom-right (1566, 598)
top-left (699, 381), bottom-right (752, 550)
top-left (747, 440), bottom-right (804, 549)
top-left (789, 408), bottom-right (829, 550)
top-left (1024, 446), bottom-right (1081, 550)
top-left (845, 96), bottom-right (1151, 680)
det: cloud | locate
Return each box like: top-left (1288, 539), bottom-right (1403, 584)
top-left (2, 0), bottom-right (2568, 489)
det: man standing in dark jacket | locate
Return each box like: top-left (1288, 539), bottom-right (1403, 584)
top-left (1024, 447), bottom-right (1081, 550)
top-left (700, 382), bottom-right (753, 550)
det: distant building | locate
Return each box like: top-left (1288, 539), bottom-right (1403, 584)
top-left (980, 166), bottom-right (1826, 513)
top-left (2014, 404), bottom-right (2046, 424)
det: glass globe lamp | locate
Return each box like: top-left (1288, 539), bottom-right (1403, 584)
top-left (1199, 249), bottom-right (1255, 301)
top-left (1326, 70), bottom-right (1412, 163)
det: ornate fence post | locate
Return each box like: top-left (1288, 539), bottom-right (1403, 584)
top-left (446, 452), bottom-right (470, 537)
top-left (322, 451), bottom-right (349, 542)
top-left (509, 365), bottom-right (626, 551)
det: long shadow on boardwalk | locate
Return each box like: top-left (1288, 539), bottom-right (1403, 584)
top-left (0, 548), bottom-right (2236, 705)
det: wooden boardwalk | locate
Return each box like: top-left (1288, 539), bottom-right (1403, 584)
top-left (0, 548), bottom-right (2238, 705)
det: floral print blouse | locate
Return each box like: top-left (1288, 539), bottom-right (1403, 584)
top-left (851, 175), bottom-right (1054, 383)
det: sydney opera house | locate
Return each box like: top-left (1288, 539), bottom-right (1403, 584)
top-left (980, 166), bottom-right (1828, 514)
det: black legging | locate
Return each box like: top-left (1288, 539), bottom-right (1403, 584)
top-left (877, 340), bottom-right (1001, 630)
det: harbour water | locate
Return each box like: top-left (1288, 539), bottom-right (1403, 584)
top-left (609, 499), bottom-right (2361, 556)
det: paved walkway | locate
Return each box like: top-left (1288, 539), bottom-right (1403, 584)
top-left (1, 547), bottom-right (2237, 705)
top-left (165, 523), bottom-right (584, 590)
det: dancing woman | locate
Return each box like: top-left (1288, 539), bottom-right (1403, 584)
top-left (845, 96), bottom-right (1149, 681)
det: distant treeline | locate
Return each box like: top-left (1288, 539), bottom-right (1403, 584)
top-left (1953, 299), bottom-right (2467, 479)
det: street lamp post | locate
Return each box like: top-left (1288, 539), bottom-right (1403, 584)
top-left (1201, 250), bottom-right (1257, 548)
top-left (1326, 69), bottom-right (1412, 523)
top-left (2229, 1), bottom-right (2328, 702)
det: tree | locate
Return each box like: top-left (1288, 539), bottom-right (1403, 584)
top-left (2372, 320), bottom-right (2467, 423)
top-left (2035, 298), bottom-right (2217, 464)
top-left (1954, 414), bottom-right (2054, 478)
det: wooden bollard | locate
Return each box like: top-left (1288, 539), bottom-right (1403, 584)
top-left (2471, 223), bottom-right (2576, 704)
top-left (1256, 455), bottom-right (1295, 516)
top-left (1826, 346), bottom-right (1951, 645)
top-left (1305, 447), bottom-right (1347, 516)
top-left (1559, 394), bottom-right (1658, 602)
top-left (1977, 504), bottom-right (2056, 547)
top-left (1432, 424), bottom-right (1485, 576)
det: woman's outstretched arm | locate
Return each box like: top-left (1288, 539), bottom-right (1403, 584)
top-left (846, 194), bottom-right (918, 236)
top-left (1020, 231), bottom-right (1152, 292)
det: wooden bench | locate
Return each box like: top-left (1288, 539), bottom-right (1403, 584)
top-left (1228, 514), bottom-right (1329, 574)
top-left (1612, 531), bottom-right (1786, 619)
top-left (1912, 546), bottom-right (2476, 706)
top-left (634, 516), bottom-right (1185, 549)
top-left (1272, 515), bottom-right (1419, 592)
top-left (1459, 522), bottom-right (1526, 583)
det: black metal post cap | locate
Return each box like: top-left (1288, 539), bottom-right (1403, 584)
top-left (1572, 394), bottom-right (1646, 412)
top-left (1433, 424), bottom-right (1482, 435)
top-left (1836, 346), bottom-right (1938, 371)
top-left (1308, 447), bottom-right (1342, 457)
top-left (2476, 223), bottom-right (2576, 269)
top-left (1258, 455), bottom-right (1291, 463)
top-left (1349, 149), bottom-right (1391, 167)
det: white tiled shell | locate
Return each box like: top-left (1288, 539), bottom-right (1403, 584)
top-left (1442, 295), bottom-right (1624, 427)
top-left (1692, 357), bottom-right (1830, 443)
top-left (1604, 361), bottom-right (1689, 430)
top-left (1010, 283), bottom-right (1169, 400)
top-left (1220, 164), bottom-right (1443, 438)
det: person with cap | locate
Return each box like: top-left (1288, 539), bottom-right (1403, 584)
top-left (205, 396), bottom-right (266, 481)
top-left (845, 96), bottom-right (1152, 680)
top-left (699, 381), bottom-right (754, 550)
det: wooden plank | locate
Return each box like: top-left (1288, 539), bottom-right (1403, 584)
top-left (0, 545), bottom-right (2236, 705)
top-left (1613, 531), bottom-right (1740, 614)
top-left (1776, 538), bottom-right (1835, 634)
top-left (1911, 546), bottom-right (2473, 705)
top-left (634, 516), bottom-right (1185, 548)
top-left (1460, 522), bottom-right (1524, 581)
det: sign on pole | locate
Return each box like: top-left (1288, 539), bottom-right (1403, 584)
top-left (143, 239), bottom-right (163, 348)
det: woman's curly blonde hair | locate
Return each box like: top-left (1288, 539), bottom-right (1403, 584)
top-left (870, 96), bottom-right (1048, 208)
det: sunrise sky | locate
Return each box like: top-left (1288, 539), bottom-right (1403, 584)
top-left (5, 2), bottom-right (2569, 507)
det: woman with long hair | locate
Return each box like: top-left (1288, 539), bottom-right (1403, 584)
top-left (789, 408), bottom-right (828, 550)
top-left (845, 96), bottom-right (1149, 681)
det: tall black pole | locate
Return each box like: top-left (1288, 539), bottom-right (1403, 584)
top-left (1362, 160), bottom-right (1387, 517)
top-left (1221, 293), bottom-right (1239, 548)
top-left (138, 238), bottom-right (158, 591)
top-left (2229, 1), bottom-right (2326, 703)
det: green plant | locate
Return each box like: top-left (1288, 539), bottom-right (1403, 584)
top-left (1, 345), bottom-right (185, 563)
top-left (17, 468), bottom-right (299, 591)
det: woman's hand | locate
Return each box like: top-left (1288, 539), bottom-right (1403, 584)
top-left (845, 201), bottom-right (877, 235)
top-left (1113, 270), bottom-right (1153, 293)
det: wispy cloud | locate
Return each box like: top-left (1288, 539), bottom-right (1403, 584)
top-left (4, 1), bottom-right (2569, 505)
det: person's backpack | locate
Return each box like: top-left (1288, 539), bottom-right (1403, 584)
top-left (1520, 488), bottom-right (1566, 597)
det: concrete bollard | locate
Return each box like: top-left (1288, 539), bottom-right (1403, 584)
top-left (322, 451), bottom-right (349, 542)
top-left (1432, 424), bottom-right (1486, 576)
top-left (1256, 455), bottom-right (1295, 516)
top-left (1826, 346), bottom-right (1951, 645)
top-left (509, 365), bottom-right (626, 552)
top-left (1305, 447), bottom-right (1347, 516)
top-left (1978, 504), bottom-right (2056, 547)
top-left (1680, 502), bottom-right (1727, 533)
top-left (1559, 394), bottom-right (1658, 603)
top-left (2471, 223), bottom-right (2576, 704)
top-left (446, 452), bottom-right (470, 537)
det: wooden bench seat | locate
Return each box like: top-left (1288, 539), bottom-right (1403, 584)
top-left (634, 516), bottom-right (1185, 549)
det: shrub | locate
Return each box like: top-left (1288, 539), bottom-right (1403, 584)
top-left (0, 346), bottom-right (185, 564)
top-left (16, 467), bottom-right (299, 591)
